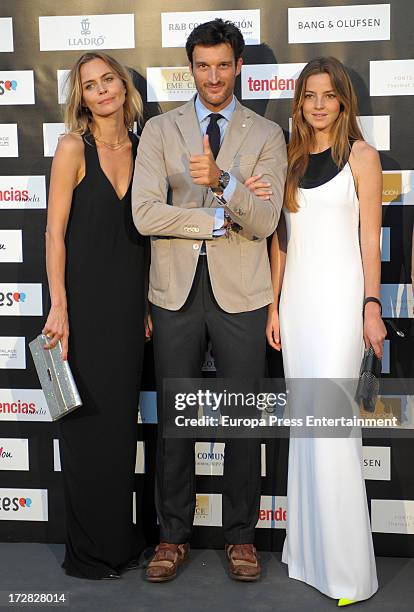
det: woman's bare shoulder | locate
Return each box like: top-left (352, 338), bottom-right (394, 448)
top-left (54, 132), bottom-right (84, 157)
top-left (350, 139), bottom-right (380, 164)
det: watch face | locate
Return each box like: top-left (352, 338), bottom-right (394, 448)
top-left (219, 171), bottom-right (230, 190)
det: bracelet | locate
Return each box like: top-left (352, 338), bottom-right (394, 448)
top-left (363, 296), bottom-right (382, 315)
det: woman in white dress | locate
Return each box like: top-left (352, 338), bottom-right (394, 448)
top-left (267, 57), bottom-right (387, 606)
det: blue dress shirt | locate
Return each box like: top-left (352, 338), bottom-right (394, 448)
top-left (194, 95), bottom-right (237, 235)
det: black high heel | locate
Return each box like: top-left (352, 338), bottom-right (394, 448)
top-left (121, 557), bottom-right (141, 572)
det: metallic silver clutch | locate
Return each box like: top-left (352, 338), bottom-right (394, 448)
top-left (29, 334), bottom-right (82, 421)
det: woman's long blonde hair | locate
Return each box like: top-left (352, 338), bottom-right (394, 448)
top-left (64, 52), bottom-right (143, 134)
top-left (285, 56), bottom-right (363, 212)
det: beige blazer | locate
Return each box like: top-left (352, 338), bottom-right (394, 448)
top-left (132, 96), bottom-right (287, 313)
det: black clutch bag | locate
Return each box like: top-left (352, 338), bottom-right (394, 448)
top-left (355, 346), bottom-right (382, 413)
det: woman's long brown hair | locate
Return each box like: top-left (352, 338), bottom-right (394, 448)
top-left (285, 57), bottom-right (363, 212)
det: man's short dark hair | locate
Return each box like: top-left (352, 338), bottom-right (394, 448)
top-left (186, 18), bottom-right (245, 65)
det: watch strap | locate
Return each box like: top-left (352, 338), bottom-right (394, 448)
top-left (363, 297), bottom-right (382, 315)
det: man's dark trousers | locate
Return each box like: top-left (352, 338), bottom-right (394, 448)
top-left (152, 256), bottom-right (267, 545)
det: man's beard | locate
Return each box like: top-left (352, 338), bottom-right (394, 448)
top-left (198, 82), bottom-right (233, 107)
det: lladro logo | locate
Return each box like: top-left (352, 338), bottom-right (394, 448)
top-left (81, 16), bottom-right (91, 36)
top-left (39, 14), bottom-right (135, 51)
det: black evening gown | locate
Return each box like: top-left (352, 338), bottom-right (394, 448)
top-left (59, 132), bottom-right (146, 578)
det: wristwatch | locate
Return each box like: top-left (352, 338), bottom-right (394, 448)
top-left (211, 170), bottom-right (230, 193)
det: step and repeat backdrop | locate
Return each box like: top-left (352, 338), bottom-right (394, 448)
top-left (0, 0), bottom-right (413, 555)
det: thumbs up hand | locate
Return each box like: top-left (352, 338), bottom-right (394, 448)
top-left (189, 134), bottom-right (221, 188)
top-left (202, 133), bottom-right (212, 157)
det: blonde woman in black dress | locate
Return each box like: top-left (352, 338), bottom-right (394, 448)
top-left (43, 52), bottom-right (147, 579)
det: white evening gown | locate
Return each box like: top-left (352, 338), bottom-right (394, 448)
top-left (279, 159), bottom-right (378, 601)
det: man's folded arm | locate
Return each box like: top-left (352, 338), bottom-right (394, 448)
top-left (132, 118), bottom-right (217, 239)
top-left (217, 123), bottom-right (287, 239)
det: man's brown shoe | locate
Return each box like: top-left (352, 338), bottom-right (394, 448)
top-left (225, 544), bottom-right (261, 582)
top-left (145, 542), bottom-right (190, 583)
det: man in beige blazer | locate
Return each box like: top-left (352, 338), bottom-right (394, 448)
top-left (132, 19), bottom-right (287, 582)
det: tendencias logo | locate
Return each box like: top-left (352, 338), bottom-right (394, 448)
top-left (0, 488), bottom-right (48, 521)
top-left (0, 186), bottom-right (28, 201)
top-left (0, 176), bottom-right (46, 209)
top-left (39, 14), bottom-right (135, 51)
top-left (242, 64), bottom-right (306, 100)
top-left (257, 496), bottom-right (287, 529)
top-left (0, 390), bottom-right (50, 421)
top-left (0, 400), bottom-right (36, 414)
top-left (247, 75), bottom-right (295, 93)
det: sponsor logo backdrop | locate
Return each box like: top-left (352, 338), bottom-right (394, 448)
top-left (0, 0), bottom-right (413, 556)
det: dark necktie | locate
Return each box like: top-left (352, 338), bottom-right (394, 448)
top-left (206, 113), bottom-right (223, 159)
